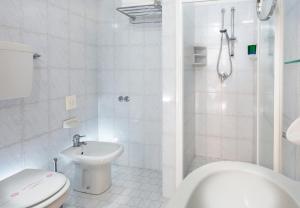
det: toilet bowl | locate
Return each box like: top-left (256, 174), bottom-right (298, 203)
top-left (0, 169), bottom-right (70, 208)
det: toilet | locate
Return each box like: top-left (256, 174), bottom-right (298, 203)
top-left (0, 169), bottom-right (70, 208)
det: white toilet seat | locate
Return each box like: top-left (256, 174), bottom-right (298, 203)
top-left (33, 179), bottom-right (70, 208)
top-left (0, 169), bottom-right (70, 208)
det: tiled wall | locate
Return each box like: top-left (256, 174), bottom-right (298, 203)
top-left (282, 0), bottom-right (300, 180)
top-left (97, 0), bottom-right (162, 171)
top-left (192, 1), bottom-right (257, 162)
top-left (0, 0), bottom-right (99, 180)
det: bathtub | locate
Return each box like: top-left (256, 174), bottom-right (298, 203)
top-left (166, 161), bottom-right (300, 208)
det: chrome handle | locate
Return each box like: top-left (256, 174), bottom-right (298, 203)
top-left (73, 134), bottom-right (86, 147)
top-left (256, 0), bottom-right (277, 21)
top-left (73, 134), bottom-right (85, 139)
top-left (282, 131), bottom-right (287, 140)
top-left (118, 96), bottom-right (130, 102)
top-left (124, 96), bottom-right (130, 102)
top-left (33, 53), bottom-right (41, 59)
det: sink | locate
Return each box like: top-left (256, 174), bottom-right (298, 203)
top-left (61, 141), bottom-right (123, 194)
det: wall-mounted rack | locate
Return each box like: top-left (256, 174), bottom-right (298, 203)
top-left (193, 46), bottom-right (207, 68)
top-left (116, 0), bottom-right (162, 24)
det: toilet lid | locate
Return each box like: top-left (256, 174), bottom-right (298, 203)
top-left (0, 169), bottom-right (67, 208)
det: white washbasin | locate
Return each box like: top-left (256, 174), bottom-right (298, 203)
top-left (166, 161), bottom-right (300, 208)
top-left (61, 141), bottom-right (123, 166)
top-left (61, 141), bottom-right (123, 195)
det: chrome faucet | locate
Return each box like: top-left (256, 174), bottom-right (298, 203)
top-left (72, 134), bottom-right (87, 147)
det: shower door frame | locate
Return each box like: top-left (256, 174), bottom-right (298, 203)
top-left (256, 0), bottom-right (284, 173)
top-left (272, 0), bottom-right (284, 173)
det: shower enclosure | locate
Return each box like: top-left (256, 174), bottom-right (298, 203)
top-left (180, 0), bottom-right (300, 185)
top-left (182, 0), bottom-right (258, 177)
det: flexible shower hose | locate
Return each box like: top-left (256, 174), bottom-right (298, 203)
top-left (216, 30), bottom-right (233, 82)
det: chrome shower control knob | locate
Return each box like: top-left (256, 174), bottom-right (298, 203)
top-left (118, 96), bottom-right (124, 102)
top-left (124, 96), bottom-right (130, 102)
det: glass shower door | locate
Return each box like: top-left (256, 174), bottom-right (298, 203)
top-left (281, 0), bottom-right (300, 179)
top-left (257, 18), bottom-right (275, 169)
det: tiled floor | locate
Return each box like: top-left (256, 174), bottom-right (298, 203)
top-left (64, 165), bottom-right (167, 208)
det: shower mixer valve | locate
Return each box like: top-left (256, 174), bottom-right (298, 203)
top-left (118, 96), bottom-right (130, 102)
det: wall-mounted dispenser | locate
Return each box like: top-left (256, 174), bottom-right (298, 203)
top-left (248, 44), bottom-right (257, 60)
top-left (0, 41), bottom-right (33, 100)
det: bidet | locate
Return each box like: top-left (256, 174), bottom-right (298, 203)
top-left (61, 141), bottom-right (123, 194)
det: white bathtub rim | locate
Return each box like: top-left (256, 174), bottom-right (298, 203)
top-left (166, 161), bottom-right (300, 208)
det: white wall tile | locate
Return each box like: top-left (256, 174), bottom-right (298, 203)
top-left (70, 42), bottom-right (85, 69)
top-left (49, 0), bottom-right (69, 9)
top-left (129, 95), bottom-right (143, 120)
top-left (70, 14), bottom-right (85, 42)
top-left (70, 70), bottom-right (86, 95)
top-left (24, 102), bottom-right (49, 139)
top-left (129, 119), bottom-right (144, 144)
top-left (49, 69), bottom-right (69, 99)
top-left (206, 136), bottom-right (221, 158)
top-left (0, 143), bottom-right (23, 180)
top-left (99, 94), bottom-right (114, 117)
top-left (23, 135), bottom-right (50, 170)
top-left (114, 118), bottom-right (129, 140)
top-left (0, 26), bottom-right (21, 42)
top-left (86, 21), bottom-right (98, 45)
top-left (86, 0), bottom-right (98, 20)
top-left (48, 37), bottom-right (69, 68)
top-left (24, 69), bottom-right (48, 104)
top-left (70, 0), bottom-right (85, 16)
top-left (22, 0), bottom-right (47, 34)
top-left (0, 106), bottom-right (22, 147)
top-left (0, 0), bottom-right (22, 28)
top-left (48, 5), bottom-right (68, 38)
top-left (222, 138), bottom-right (237, 160)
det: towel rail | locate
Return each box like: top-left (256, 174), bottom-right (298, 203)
top-left (116, 0), bottom-right (162, 24)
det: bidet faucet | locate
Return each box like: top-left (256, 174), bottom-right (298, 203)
top-left (72, 134), bottom-right (87, 147)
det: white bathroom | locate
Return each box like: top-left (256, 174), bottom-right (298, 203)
top-left (0, 0), bottom-right (299, 207)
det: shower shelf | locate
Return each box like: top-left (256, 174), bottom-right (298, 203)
top-left (193, 63), bottom-right (206, 67)
top-left (116, 1), bottom-right (162, 24)
top-left (285, 59), bottom-right (300, 65)
top-left (193, 46), bottom-right (207, 68)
